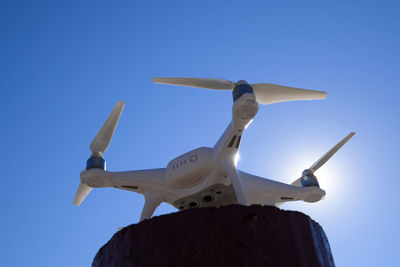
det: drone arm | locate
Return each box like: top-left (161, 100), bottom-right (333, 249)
top-left (221, 159), bottom-right (248, 205)
top-left (81, 168), bottom-right (166, 188)
top-left (239, 171), bottom-right (300, 198)
top-left (213, 122), bottom-right (233, 158)
top-left (140, 193), bottom-right (163, 221)
top-left (291, 178), bottom-right (302, 187)
top-left (239, 170), bottom-right (325, 204)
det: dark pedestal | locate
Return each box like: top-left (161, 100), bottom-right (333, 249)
top-left (93, 205), bottom-right (335, 267)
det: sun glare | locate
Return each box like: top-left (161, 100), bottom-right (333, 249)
top-left (279, 147), bottom-right (358, 219)
top-left (281, 152), bottom-right (344, 204)
top-left (315, 164), bottom-right (338, 198)
top-left (234, 153), bottom-right (240, 166)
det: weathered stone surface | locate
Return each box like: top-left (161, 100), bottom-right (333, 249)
top-left (93, 205), bottom-right (335, 267)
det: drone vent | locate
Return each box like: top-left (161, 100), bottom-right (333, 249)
top-left (121, 185), bottom-right (138, 190)
top-left (228, 135), bottom-right (237, 147)
top-left (235, 136), bottom-right (242, 148)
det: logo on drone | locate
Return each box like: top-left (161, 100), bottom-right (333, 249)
top-left (189, 155), bottom-right (197, 162)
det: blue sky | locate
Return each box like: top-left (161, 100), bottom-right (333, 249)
top-left (1, 1), bottom-right (399, 266)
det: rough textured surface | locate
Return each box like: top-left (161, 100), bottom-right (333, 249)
top-left (92, 205), bottom-right (335, 267)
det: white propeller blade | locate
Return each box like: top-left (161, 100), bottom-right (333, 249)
top-left (251, 83), bottom-right (327, 105)
top-left (309, 132), bottom-right (356, 173)
top-left (73, 183), bottom-right (93, 206)
top-left (90, 101), bottom-right (125, 156)
top-left (153, 77), bottom-right (234, 90)
top-left (153, 77), bottom-right (326, 105)
top-left (291, 132), bottom-right (355, 187)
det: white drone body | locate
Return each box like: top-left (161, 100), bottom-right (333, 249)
top-left (73, 78), bottom-right (355, 222)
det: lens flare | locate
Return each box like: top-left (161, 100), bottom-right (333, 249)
top-left (234, 153), bottom-right (240, 166)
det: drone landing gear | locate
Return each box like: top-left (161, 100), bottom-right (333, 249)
top-left (140, 194), bottom-right (162, 221)
top-left (221, 159), bottom-right (248, 206)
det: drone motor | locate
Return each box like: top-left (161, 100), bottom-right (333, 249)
top-left (300, 169), bottom-right (319, 187)
top-left (86, 156), bottom-right (106, 170)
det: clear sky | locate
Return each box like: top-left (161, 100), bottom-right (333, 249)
top-left (1, 1), bottom-right (399, 266)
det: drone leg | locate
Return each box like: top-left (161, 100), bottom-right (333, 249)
top-left (140, 194), bottom-right (162, 222)
top-left (221, 159), bottom-right (248, 206)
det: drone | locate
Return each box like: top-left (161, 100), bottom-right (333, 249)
top-left (73, 77), bottom-right (355, 221)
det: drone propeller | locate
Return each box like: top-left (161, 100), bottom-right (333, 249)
top-left (73, 183), bottom-right (92, 206)
top-left (90, 101), bottom-right (125, 157)
top-left (73, 101), bottom-right (125, 206)
top-left (308, 132), bottom-right (355, 174)
top-left (153, 77), bottom-right (327, 105)
top-left (291, 132), bottom-right (355, 187)
top-left (152, 77), bottom-right (234, 90)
